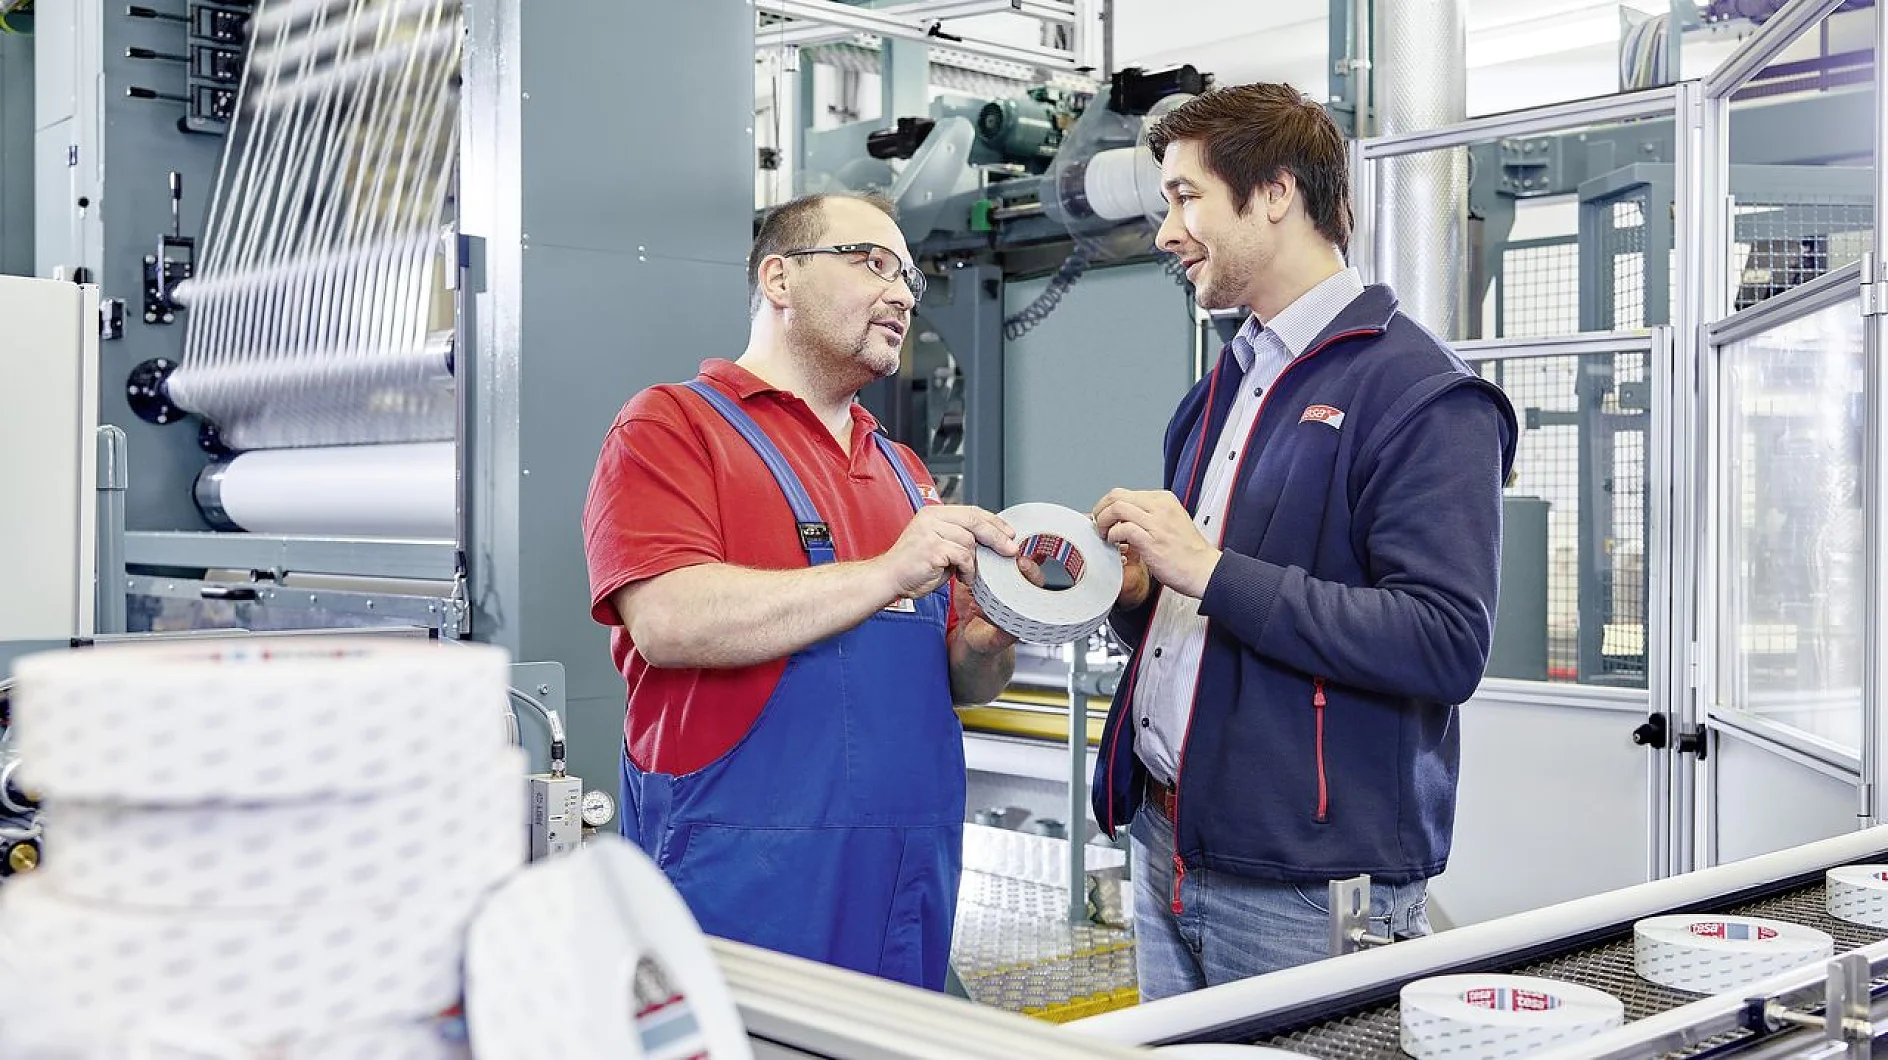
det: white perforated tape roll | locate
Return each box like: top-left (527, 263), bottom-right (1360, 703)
top-left (467, 836), bottom-right (754, 1060)
top-left (0, 1012), bottom-right (471, 1060)
top-left (970, 503), bottom-right (1124, 645)
top-left (40, 749), bottom-right (527, 911)
top-left (1827, 865), bottom-right (1888, 928)
top-left (1399, 975), bottom-right (1625, 1059)
top-left (0, 874), bottom-right (470, 1047)
top-left (11, 638), bottom-right (511, 803)
top-left (1633, 915), bottom-right (1833, 994)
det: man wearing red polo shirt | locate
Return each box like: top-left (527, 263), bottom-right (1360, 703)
top-left (581, 192), bottom-right (1026, 991)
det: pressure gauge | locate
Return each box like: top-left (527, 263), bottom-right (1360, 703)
top-left (580, 789), bottom-right (616, 828)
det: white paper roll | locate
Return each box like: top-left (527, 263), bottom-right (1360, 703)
top-left (1399, 974), bottom-right (1625, 1059)
top-left (12, 639), bottom-right (512, 804)
top-left (1827, 865), bottom-right (1888, 928)
top-left (1633, 914), bottom-right (1834, 994)
top-left (466, 836), bottom-right (754, 1060)
top-left (40, 750), bottom-right (526, 911)
top-left (1082, 145), bottom-right (1166, 223)
top-left (0, 875), bottom-right (469, 1048)
top-left (971, 503), bottom-right (1124, 645)
top-left (196, 442), bottom-right (456, 539)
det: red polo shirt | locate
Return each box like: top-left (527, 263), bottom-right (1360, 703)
top-left (582, 359), bottom-right (957, 775)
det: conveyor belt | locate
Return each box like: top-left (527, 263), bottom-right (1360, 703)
top-left (1251, 880), bottom-right (1888, 1058)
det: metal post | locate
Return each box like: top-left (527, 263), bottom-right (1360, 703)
top-left (1352, 0), bottom-right (1371, 139)
top-left (880, 36), bottom-right (929, 127)
top-left (93, 425), bottom-right (127, 635)
top-left (1682, 73), bottom-right (1724, 872)
top-left (1067, 639), bottom-right (1088, 924)
top-left (1099, 0), bottom-right (1113, 81)
top-left (1862, 0), bottom-right (1888, 829)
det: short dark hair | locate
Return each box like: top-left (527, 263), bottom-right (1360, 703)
top-left (1146, 83), bottom-right (1352, 252)
top-left (747, 192), bottom-right (899, 314)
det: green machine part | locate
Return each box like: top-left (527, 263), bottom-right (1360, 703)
top-left (975, 95), bottom-right (1063, 167)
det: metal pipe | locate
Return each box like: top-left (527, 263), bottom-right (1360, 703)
top-left (753, 0), bottom-right (1082, 70)
top-left (93, 426), bottom-right (127, 636)
top-left (1360, 85), bottom-right (1680, 160)
top-left (1865, 0), bottom-right (1888, 832)
top-left (1372, 0), bottom-right (1467, 337)
top-left (759, 0), bottom-right (1076, 51)
top-left (1066, 641), bottom-right (1088, 925)
top-left (1704, 0), bottom-right (1849, 100)
top-left (1351, 0), bottom-right (1371, 138)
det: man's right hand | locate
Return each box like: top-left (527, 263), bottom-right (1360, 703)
top-left (876, 505), bottom-right (1019, 600)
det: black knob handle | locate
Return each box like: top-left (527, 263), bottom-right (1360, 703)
top-left (1631, 713), bottom-right (1669, 749)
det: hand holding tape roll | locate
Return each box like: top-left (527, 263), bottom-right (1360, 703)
top-left (1091, 488), bottom-right (1222, 599)
top-left (971, 503), bottom-right (1124, 645)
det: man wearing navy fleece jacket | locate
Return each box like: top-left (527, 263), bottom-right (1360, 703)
top-left (1089, 83), bottom-right (1518, 1000)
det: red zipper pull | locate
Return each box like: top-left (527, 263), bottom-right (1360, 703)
top-left (1171, 854), bottom-right (1187, 914)
top-left (1313, 678), bottom-right (1330, 822)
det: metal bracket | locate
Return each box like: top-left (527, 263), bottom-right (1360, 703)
top-left (1071, 666), bottom-right (1120, 698)
top-left (1827, 951), bottom-right (1870, 1057)
top-left (1861, 281), bottom-right (1888, 318)
top-left (1328, 874), bottom-right (1394, 957)
top-left (1862, 253), bottom-right (1888, 317)
top-left (1761, 952), bottom-right (1873, 1056)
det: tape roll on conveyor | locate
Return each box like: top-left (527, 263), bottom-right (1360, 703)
top-left (1826, 864), bottom-right (1888, 928)
top-left (1398, 974), bottom-right (1625, 1058)
top-left (1632, 914), bottom-right (1833, 994)
top-left (971, 503), bottom-right (1124, 645)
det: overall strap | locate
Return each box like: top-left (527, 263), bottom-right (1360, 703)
top-left (870, 432), bottom-right (927, 513)
top-left (683, 380), bottom-right (836, 566)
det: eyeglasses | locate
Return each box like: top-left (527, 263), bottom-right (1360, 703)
top-left (781, 242), bottom-right (926, 302)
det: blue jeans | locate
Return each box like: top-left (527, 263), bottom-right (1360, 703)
top-left (1129, 805), bottom-right (1432, 1001)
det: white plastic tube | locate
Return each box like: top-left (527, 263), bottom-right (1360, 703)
top-left (196, 441), bottom-right (455, 539)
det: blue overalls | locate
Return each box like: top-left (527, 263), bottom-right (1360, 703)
top-left (619, 380), bottom-right (965, 991)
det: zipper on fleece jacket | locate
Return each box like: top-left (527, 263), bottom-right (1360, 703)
top-left (1313, 678), bottom-right (1330, 823)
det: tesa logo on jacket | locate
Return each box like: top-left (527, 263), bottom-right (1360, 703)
top-left (919, 484), bottom-right (939, 502)
top-left (1300, 404), bottom-right (1346, 430)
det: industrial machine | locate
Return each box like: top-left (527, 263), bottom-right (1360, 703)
top-left (0, 0), bottom-right (768, 825)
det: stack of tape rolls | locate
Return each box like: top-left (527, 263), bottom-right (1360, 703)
top-left (972, 502), bottom-right (1124, 645)
top-left (1633, 914), bottom-right (1834, 994)
top-left (1399, 975), bottom-right (1625, 1058)
top-left (1827, 865), bottom-right (1888, 928)
top-left (0, 638), bottom-right (525, 1058)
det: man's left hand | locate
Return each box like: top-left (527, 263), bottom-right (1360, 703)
top-left (1091, 488), bottom-right (1222, 599)
top-left (957, 556), bottom-right (1043, 654)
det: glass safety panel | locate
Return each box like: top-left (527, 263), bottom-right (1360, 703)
top-left (1716, 296), bottom-right (1866, 755)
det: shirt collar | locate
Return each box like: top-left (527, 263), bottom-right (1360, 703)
top-left (1230, 266), bottom-right (1366, 371)
top-left (697, 359), bottom-right (881, 432)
